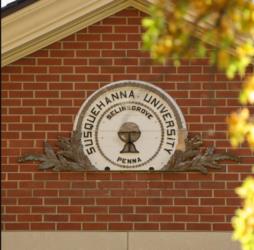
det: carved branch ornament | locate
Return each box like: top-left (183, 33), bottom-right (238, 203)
top-left (18, 131), bottom-right (239, 174)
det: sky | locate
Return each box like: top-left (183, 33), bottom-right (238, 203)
top-left (1, 0), bottom-right (15, 8)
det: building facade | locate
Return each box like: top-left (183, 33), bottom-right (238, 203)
top-left (2, 0), bottom-right (253, 249)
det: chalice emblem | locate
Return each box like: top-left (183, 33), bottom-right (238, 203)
top-left (118, 122), bottom-right (141, 153)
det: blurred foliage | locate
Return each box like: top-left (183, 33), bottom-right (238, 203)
top-left (240, 75), bottom-right (254, 105)
top-left (228, 76), bottom-right (254, 150)
top-left (142, 0), bottom-right (254, 78)
top-left (232, 177), bottom-right (254, 250)
top-left (142, 1), bottom-right (254, 249)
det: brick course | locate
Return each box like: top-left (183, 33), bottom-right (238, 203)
top-left (1, 7), bottom-right (254, 231)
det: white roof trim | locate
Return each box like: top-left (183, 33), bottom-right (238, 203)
top-left (1, 0), bottom-right (154, 66)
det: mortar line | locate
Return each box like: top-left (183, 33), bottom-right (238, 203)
top-left (127, 231), bottom-right (129, 250)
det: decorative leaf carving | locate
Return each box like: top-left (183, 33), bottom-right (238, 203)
top-left (162, 135), bottom-right (240, 174)
top-left (18, 133), bottom-right (239, 174)
top-left (18, 131), bottom-right (96, 171)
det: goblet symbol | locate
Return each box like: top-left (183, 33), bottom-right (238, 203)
top-left (118, 122), bottom-right (141, 153)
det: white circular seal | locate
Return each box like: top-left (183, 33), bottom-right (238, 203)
top-left (73, 80), bottom-right (187, 171)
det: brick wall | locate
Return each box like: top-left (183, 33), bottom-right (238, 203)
top-left (2, 7), bottom-right (253, 231)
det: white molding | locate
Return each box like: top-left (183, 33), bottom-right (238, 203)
top-left (1, 0), bottom-right (153, 67)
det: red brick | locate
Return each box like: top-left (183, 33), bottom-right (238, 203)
top-left (96, 214), bottom-right (120, 221)
top-left (187, 190), bottom-right (212, 197)
top-left (85, 190), bottom-right (110, 197)
top-left (76, 50), bottom-right (100, 57)
top-left (45, 198), bottom-right (69, 205)
top-left (201, 215), bottom-right (225, 222)
top-left (18, 214), bottom-right (42, 222)
top-left (71, 214), bottom-right (95, 222)
top-left (175, 215), bottom-right (199, 222)
top-left (46, 181), bottom-right (70, 189)
top-left (72, 181), bottom-right (96, 189)
top-left (136, 206), bottom-right (160, 214)
top-left (33, 190), bottom-right (58, 197)
top-left (88, 26), bottom-right (112, 33)
top-left (89, 42), bottom-right (112, 49)
top-left (115, 26), bottom-right (139, 33)
top-left (6, 206), bottom-right (30, 213)
top-left (109, 223), bottom-right (133, 230)
top-left (23, 66), bottom-right (47, 73)
top-left (36, 75), bottom-right (59, 82)
top-left (50, 50), bottom-right (74, 57)
top-left (34, 173), bottom-right (59, 180)
top-left (149, 215), bottom-right (173, 222)
top-left (188, 206), bottom-right (212, 214)
top-left (149, 182), bottom-right (173, 189)
top-left (111, 190), bottom-right (135, 197)
top-left (175, 198), bottom-right (199, 206)
top-left (134, 223), bottom-right (159, 230)
top-left (2, 198), bottom-right (17, 205)
top-left (31, 223), bottom-right (55, 230)
top-left (44, 215), bottom-right (69, 222)
top-left (213, 223), bottom-right (232, 231)
top-left (70, 198), bottom-right (94, 205)
top-left (83, 223), bottom-right (107, 230)
top-left (102, 17), bottom-right (126, 25)
top-left (96, 198), bottom-right (121, 205)
top-left (37, 58), bottom-right (61, 65)
top-left (101, 66), bottom-right (125, 73)
top-left (8, 189), bottom-right (32, 197)
top-left (161, 190), bottom-right (186, 197)
top-left (86, 172), bottom-right (111, 180)
top-left (214, 190), bottom-right (236, 197)
top-left (57, 223), bottom-right (81, 230)
top-left (111, 173), bottom-right (136, 180)
top-left (160, 223), bottom-right (185, 230)
top-left (8, 173), bottom-right (32, 180)
top-left (115, 42), bottom-right (138, 49)
top-left (87, 75), bottom-right (111, 82)
top-left (109, 206), bottom-right (133, 213)
top-left (18, 198), bottom-right (43, 205)
top-left (123, 214), bottom-right (146, 222)
top-left (123, 182), bottom-right (147, 189)
top-left (114, 58), bottom-right (137, 65)
top-left (163, 173), bottom-right (187, 180)
top-left (2, 215), bottom-right (16, 222)
top-left (83, 206), bottom-right (107, 214)
top-left (201, 198), bottom-right (225, 205)
top-left (214, 174), bottom-right (239, 181)
top-left (148, 198), bottom-right (172, 205)
top-left (32, 206), bottom-right (56, 213)
top-left (98, 181), bottom-right (122, 189)
top-left (49, 66), bottom-right (73, 73)
top-left (116, 9), bottom-right (139, 16)
top-left (162, 206), bottom-right (186, 214)
top-left (122, 198), bottom-right (146, 205)
top-left (11, 75), bottom-right (34, 82)
top-left (136, 190), bottom-right (160, 197)
top-left (5, 223), bottom-right (29, 230)
top-left (58, 206), bottom-right (82, 213)
top-left (175, 182), bottom-right (199, 189)
top-left (3, 66), bottom-right (22, 73)
top-left (2, 181), bottom-right (17, 189)
top-left (187, 223), bottom-right (211, 230)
